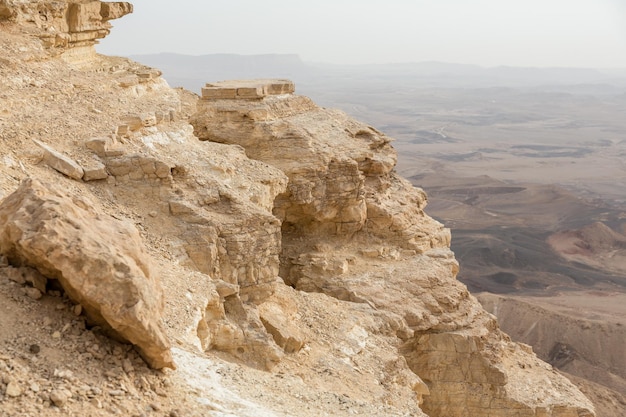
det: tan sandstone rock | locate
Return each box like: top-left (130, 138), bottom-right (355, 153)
top-left (202, 79), bottom-right (295, 100)
top-left (258, 290), bottom-right (305, 354)
top-left (190, 80), bottom-right (450, 287)
top-left (34, 139), bottom-right (84, 181)
top-left (190, 79), bottom-right (596, 417)
top-left (0, 0), bottom-right (132, 54)
top-left (0, 5), bottom-right (601, 412)
top-left (0, 178), bottom-right (174, 369)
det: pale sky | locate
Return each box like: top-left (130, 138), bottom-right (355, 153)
top-left (97, 0), bottom-right (626, 68)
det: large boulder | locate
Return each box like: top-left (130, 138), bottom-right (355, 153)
top-left (0, 178), bottom-right (174, 369)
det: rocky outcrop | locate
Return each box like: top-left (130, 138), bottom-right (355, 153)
top-left (191, 79), bottom-right (596, 416)
top-left (0, 178), bottom-right (173, 369)
top-left (0, 0), bottom-right (132, 60)
top-left (202, 79), bottom-right (295, 100)
top-left (77, 114), bottom-right (291, 366)
top-left (190, 80), bottom-right (451, 288)
top-left (0, 5), bottom-right (601, 413)
top-left (34, 139), bottom-right (85, 180)
top-left (89, 129), bottom-right (289, 305)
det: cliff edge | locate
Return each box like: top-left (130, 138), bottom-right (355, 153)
top-left (0, 2), bottom-right (595, 416)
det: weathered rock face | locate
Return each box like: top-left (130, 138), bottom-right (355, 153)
top-left (191, 79), bottom-right (596, 416)
top-left (405, 330), bottom-right (596, 417)
top-left (0, 5), bottom-right (600, 412)
top-left (190, 80), bottom-right (451, 288)
top-left (77, 113), bottom-right (290, 367)
top-left (0, 0), bottom-right (132, 59)
top-left (0, 178), bottom-right (173, 369)
top-left (91, 126), bottom-right (289, 305)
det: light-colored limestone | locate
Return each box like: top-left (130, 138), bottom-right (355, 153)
top-left (33, 139), bottom-right (84, 180)
top-left (0, 0), bottom-right (132, 52)
top-left (82, 161), bottom-right (108, 181)
top-left (258, 293), bottom-right (305, 353)
top-left (84, 136), bottom-right (125, 157)
top-left (190, 79), bottom-right (596, 417)
top-left (0, 178), bottom-right (174, 369)
top-left (202, 79), bottom-right (295, 100)
top-left (0, 8), bottom-right (600, 414)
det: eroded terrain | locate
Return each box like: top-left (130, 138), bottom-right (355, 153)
top-left (133, 52), bottom-right (626, 415)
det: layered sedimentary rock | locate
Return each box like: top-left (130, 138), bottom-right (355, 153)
top-left (0, 3), bottom-right (600, 412)
top-left (75, 109), bottom-right (291, 367)
top-left (90, 129), bottom-right (289, 305)
top-left (190, 80), bottom-right (450, 286)
top-left (190, 79), bottom-right (596, 416)
top-left (0, 178), bottom-right (173, 369)
top-left (0, 0), bottom-right (132, 61)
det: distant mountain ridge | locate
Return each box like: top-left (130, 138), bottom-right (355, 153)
top-left (128, 52), bottom-right (626, 95)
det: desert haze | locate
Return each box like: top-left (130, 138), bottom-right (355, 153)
top-left (131, 52), bottom-right (626, 415)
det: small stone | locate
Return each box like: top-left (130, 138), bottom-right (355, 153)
top-left (148, 211), bottom-right (157, 217)
top-left (90, 397), bottom-right (102, 408)
top-left (33, 139), bottom-right (84, 181)
top-left (54, 369), bottom-right (73, 380)
top-left (29, 344), bottom-right (40, 354)
top-left (6, 380), bottom-right (22, 397)
top-left (122, 358), bottom-right (134, 374)
top-left (169, 410), bottom-right (181, 417)
top-left (108, 389), bottom-right (124, 396)
top-left (52, 331), bottom-right (61, 339)
top-left (83, 163), bottom-right (108, 181)
top-left (43, 317), bottom-right (53, 327)
top-left (50, 389), bottom-right (70, 407)
top-left (25, 287), bottom-right (43, 299)
top-left (73, 304), bottom-right (83, 316)
top-left (30, 382), bottom-right (40, 392)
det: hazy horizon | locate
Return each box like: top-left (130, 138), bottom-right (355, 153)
top-left (97, 0), bottom-right (626, 69)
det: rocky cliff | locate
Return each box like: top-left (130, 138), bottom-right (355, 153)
top-left (0, 2), bottom-right (596, 416)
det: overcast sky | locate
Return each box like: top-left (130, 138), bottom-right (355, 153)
top-left (97, 0), bottom-right (626, 68)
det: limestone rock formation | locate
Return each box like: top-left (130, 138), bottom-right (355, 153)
top-left (0, 4), bottom-right (601, 415)
top-left (191, 79), bottom-right (596, 416)
top-left (202, 79), bottom-right (295, 100)
top-left (0, 178), bottom-right (173, 369)
top-left (0, 0), bottom-right (132, 62)
top-left (190, 80), bottom-right (451, 288)
top-left (34, 139), bottom-right (85, 180)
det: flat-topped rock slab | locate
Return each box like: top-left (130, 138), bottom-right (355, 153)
top-left (202, 79), bottom-right (295, 100)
